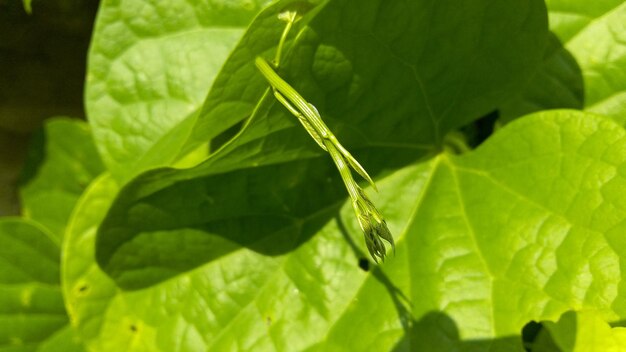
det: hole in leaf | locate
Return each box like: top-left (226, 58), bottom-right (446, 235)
top-left (458, 109), bottom-right (499, 149)
top-left (521, 320), bottom-right (543, 351)
top-left (358, 258), bottom-right (370, 271)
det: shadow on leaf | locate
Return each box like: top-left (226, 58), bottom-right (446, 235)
top-left (391, 311), bottom-right (522, 352)
top-left (96, 143), bottom-right (428, 290)
top-left (499, 31), bottom-right (584, 124)
top-left (337, 216), bottom-right (524, 352)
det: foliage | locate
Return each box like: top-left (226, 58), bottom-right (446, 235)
top-left (3, 0), bottom-right (626, 351)
top-left (20, 118), bottom-right (104, 240)
top-left (501, 0), bottom-right (626, 123)
top-left (0, 218), bottom-right (84, 351)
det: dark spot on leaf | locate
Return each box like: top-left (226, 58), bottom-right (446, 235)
top-left (521, 320), bottom-right (543, 349)
top-left (78, 285), bottom-right (88, 292)
top-left (266, 316), bottom-right (272, 326)
top-left (130, 325), bottom-right (137, 332)
top-left (358, 258), bottom-right (370, 271)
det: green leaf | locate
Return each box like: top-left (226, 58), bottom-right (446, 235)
top-left (180, 0), bottom-right (328, 155)
top-left (186, 0), bottom-right (548, 154)
top-left (85, 0), bottom-right (271, 181)
top-left (74, 0), bottom-right (547, 349)
top-left (67, 108), bottom-right (626, 351)
top-left (62, 176), bottom-right (131, 351)
top-left (0, 218), bottom-right (84, 351)
top-left (540, 311), bottom-right (626, 352)
top-left (501, 0), bottom-right (626, 124)
top-left (37, 326), bottom-right (86, 352)
top-left (19, 118), bottom-right (104, 241)
top-left (96, 0), bottom-right (548, 287)
top-left (499, 33), bottom-right (584, 123)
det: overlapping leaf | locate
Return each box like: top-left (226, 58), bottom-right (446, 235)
top-left (78, 0), bottom-right (551, 349)
top-left (501, 0), bottom-right (626, 124)
top-left (95, 0), bottom-right (548, 284)
top-left (185, 0), bottom-right (549, 154)
top-left (70, 0), bottom-right (626, 350)
top-left (85, 0), bottom-right (272, 180)
top-left (533, 311), bottom-right (626, 352)
top-left (180, 0), bottom-right (328, 155)
top-left (66, 111), bottom-right (626, 351)
top-left (19, 118), bottom-right (103, 240)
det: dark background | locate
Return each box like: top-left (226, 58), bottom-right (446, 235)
top-left (0, 0), bottom-right (98, 214)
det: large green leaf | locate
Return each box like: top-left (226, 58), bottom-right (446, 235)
top-left (19, 118), bottom-right (104, 241)
top-left (185, 0), bottom-right (548, 155)
top-left (95, 0), bottom-right (548, 285)
top-left (0, 218), bottom-right (84, 351)
top-left (65, 110), bottom-right (626, 351)
top-left (178, 0), bottom-right (325, 155)
top-left (501, 0), bottom-right (626, 124)
top-left (85, 0), bottom-right (271, 181)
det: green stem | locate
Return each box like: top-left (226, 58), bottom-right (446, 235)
top-left (255, 57), bottom-right (329, 137)
top-left (256, 56), bottom-right (377, 190)
top-left (272, 89), bottom-right (327, 151)
top-left (275, 17), bottom-right (294, 66)
top-left (254, 12), bottom-right (393, 262)
top-left (325, 141), bottom-right (360, 201)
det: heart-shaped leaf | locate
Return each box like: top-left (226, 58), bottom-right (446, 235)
top-left (65, 110), bottom-right (626, 351)
top-left (186, 0), bottom-right (548, 153)
top-left (96, 0), bottom-right (549, 285)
